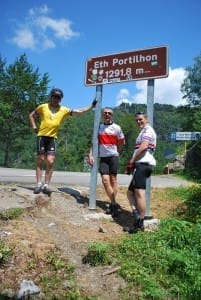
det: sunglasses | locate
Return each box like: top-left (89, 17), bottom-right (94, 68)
top-left (103, 111), bottom-right (112, 116)
top-left (135, 118), bottom-right (144, 122)
top-left (52, 95), bottom-right (61, 99)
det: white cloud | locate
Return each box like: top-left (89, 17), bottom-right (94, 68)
top-left (36, 17), bottom-right (78, 40)
top-left (12, 28), bottom-right (36, 49)
top-left (116, 67), bottom-right (188, 107)
top-left (116, 88), bottom-right (131, 106)
top-left (10, 5), bottom-right (79, 51)
top-left (29, 4), bottom-right (49, 16)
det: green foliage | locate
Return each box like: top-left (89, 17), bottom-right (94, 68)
top-left (0, 54), bottom-right (50, 167)
top-left (83, 242), bottom-right (112, 266)
top-left (0, 208), bottom-right (24, 220)
top-left (56, 112), bottom-right (94, 171)
top-left (158, 218), bottom-right (194, 249)
top-left (173, 185), bottom-right (201, 222)
top-left (181, 53), bottom-right (201, 107)
top-left (80, 186), bottom-right (201, 299)
top-left (114, 218), bottom-right (201, 299)
top-left (0, 241), bottom-right (12, 265)
top-left (0, 53), bottom-right (201, 180)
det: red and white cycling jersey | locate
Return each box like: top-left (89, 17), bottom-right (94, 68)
top-left (98, 123), bottom-right (125, 157)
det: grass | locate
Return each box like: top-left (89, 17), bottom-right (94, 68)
top-left (84, 185), bottom-right (201, 300)
top-left (0, 207), bottom-right (24, 220)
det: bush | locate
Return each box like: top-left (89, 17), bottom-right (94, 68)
top-left (82, 242), bottom-right (112, 266)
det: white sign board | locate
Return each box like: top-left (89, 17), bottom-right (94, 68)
top-left (172, 132), bottom-right (201, 141)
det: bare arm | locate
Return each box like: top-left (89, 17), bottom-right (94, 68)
top-left (71, 99), bottom-right (97, 116)
top-left (117, 139), bottom-right (125, 152)
top-left (29, 110), bottom-right (38, 130)
top-left (88, 147), bottom-right (94, 166)
top-left (129, 141), bottom-right (149, 164)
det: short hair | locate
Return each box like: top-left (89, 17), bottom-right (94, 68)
top-left (103, 107), bottom-right (113, 112)
top-left (135, 112), bottom-right (147, 117)
top-left (50, 88), bottom-right (64, 99)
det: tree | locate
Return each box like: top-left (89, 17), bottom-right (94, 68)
top-left (181, 53), bottom-right (201, 179)
top-left (181, 53), bottom-right (201, 107)
top-left (0, 54), bottom-right (50, 167)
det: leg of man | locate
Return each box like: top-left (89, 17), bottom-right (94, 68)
top-left (101, 174), bottom-right (116, 205)
top-left (44, 154), bottom-right (55, 186)
top-left (36, 155), bottom-right (45, 184)
top-left (109, 174), bottom-right (118, 202)
top-left (34, 155), bottom-right (45, 194)
top-left (124, 164), bottom-right (146, 233)
top-left (42, 137), bottom-right (56, 195)
top-left (134, 188), bottom-right (146, 219)
top-left (42, 154), bottom-right (55, 196)
top-left (127, 189), bottom-right (137, 211)
top-left (102, 174), bottom-right (120, 217)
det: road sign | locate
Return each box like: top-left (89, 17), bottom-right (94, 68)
top-left (171, 131), bottom-right (201, 141)
top-left (85, 46), bottom-right (168, 86)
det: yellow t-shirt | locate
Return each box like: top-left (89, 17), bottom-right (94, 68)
top-left (36, 103), bottom-right (71, 138)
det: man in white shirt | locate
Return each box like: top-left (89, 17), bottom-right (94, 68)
top-left (89, 107), bottom-right (125, 217)
top-left (124, 112), bottom-right (156, 233)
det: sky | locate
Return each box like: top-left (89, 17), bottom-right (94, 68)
top-left (1, 0), bottom-right (201, 109)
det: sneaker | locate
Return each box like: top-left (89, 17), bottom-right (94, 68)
top-left (138, 218), bottom-right (145, 231)
top-left (123, 218), bottom-right (144, 234)
top-left (106, 203), bottom-right (120, 217)
top-left (43, 186), bottom-right (52, 196)
top-left (123, 225), bottom-right (138, 234)
top-left (34, 186), bottom-right (42, 194)
top-left (133, 209), bottom-right (140, 221)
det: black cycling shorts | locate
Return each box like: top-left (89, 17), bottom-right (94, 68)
top-left (99, 156), bottom-right (119, 175)
top-left (36, 136), bottom-right (57, 155)
top-left (128, 162), bottom-right (153, 191)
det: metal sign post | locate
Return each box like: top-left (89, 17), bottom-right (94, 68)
top-left (145, 79), bottom-right (154, 218)
top-left (89, 85), bottom-right (102, 209)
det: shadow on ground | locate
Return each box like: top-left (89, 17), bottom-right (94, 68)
top-left (58, 186), bottom-right (133, 229)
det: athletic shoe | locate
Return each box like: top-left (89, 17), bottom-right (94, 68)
top-left (34, 186), bottom-right (42, 194)
top-left (133, 209), bottom-right (140, 221)
top-left (43, 186), bottom-right (52, 196)
top-left (123, 218), bottom-right (144, 234)
top-left (123, 225), bottom-right (138, 234)
top-left (106, 203), bottom-right (120, 217)
top-left (138, 218), bottom-right (145, 231)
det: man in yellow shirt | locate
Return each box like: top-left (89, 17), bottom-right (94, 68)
top-left (29, 88), bottom-right (97, 195)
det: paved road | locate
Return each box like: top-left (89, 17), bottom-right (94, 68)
top-left (0, 167), bottom-right (193, 188)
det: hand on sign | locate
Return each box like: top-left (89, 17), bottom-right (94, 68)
top-left (92, 98), bottom-right (98, 107)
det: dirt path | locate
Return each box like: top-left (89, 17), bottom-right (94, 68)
top-left (0, 184), bottom-right (130, 299)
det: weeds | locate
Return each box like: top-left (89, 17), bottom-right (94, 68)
top-left (82, 242), bottom-right (112, 266)
top-left (170, 185), bottom-right (201, 222)
top-left (0, 241), bottom-right (12, 265)
top-left (83, 185), bottom-right (201, 299)
top-left (0, 207), bottom-right (24, 220)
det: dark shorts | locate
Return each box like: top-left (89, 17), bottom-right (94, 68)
top-left (36, 136), bottom-right (57, 155)
top-left (99, 156), bottom-right (119, 175)
top-left (128, 163), bottom-right (153, 191)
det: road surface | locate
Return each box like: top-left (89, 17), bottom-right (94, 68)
top-left (0, 167), bottom-right (193, 188)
